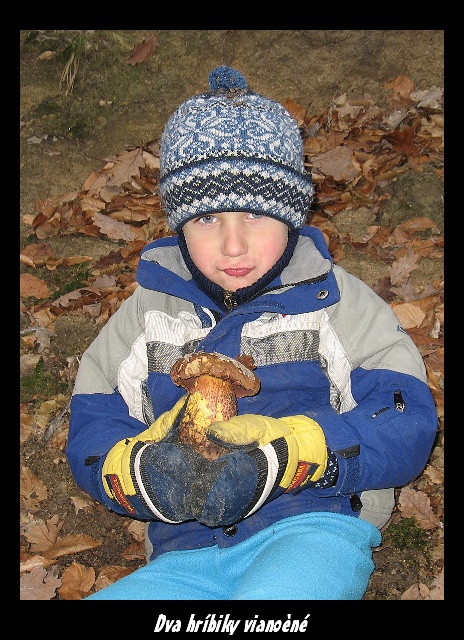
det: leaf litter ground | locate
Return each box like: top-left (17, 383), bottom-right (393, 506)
top-left (20, 30), bottom-right (444, 601)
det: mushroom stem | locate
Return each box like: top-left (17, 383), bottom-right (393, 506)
top-left (177, 374), bottom-right (236, 460)
top-left (170, 352), bottom-right (260, 461)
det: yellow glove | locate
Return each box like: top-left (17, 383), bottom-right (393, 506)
top-left (206, 413), bottom-right (328, 488)
top-left (101, 396), bottom-right (195, 522)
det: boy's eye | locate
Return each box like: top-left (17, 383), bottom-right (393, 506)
top-left (248, 212), bottom-right (264, 219)
top-left (197, 214), bottom-right (217, 224)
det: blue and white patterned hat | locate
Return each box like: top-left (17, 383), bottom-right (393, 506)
top-left (159, 66), bottom-right (313, 232)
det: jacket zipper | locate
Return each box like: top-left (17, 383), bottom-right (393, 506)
top-left (223, 290), bottom-right (238, 311)
top-left (222, 272), bottom-right (331, 312)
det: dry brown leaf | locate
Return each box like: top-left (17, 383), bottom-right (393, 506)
top-left (396, 217), bottom-right (441, 235)
top-left (20, 273), bottom-right (51, 299)
top-left (127, 519), bottom-right (146, 542)
top-left (109, 207), bottom-right (150, 223)
top-left (105, 147), bottom-right (146, 186)
top-left (389, 280), bottom-right (416, 302)
top-left (400, 568), bottom-right (444, 600)
top-left (44, 533), bottom-right (102, 560)
top-left (126, 33), bottom-right (158, 65)
top-left (34, 211), bottom-right (62, 239)
top-left (31, 395), bottom-right (69, 434)
top-left (58, 561), bottom-right (95, 600)
top-left (389, 251), bottom-right (419, 286)
top-left (20, 554), bottom-right (52, 574)
top-left (20, 466), bottom-right (48, 511)
top-left (424, 346), bottom-right (444, 377)
top-left (22, 515), bottom-right (63, 553)
top-left (399, 486), bottom-right (440, 529)
top-left (121, 540), bottom-right (146, 561)
top-left (390, 301), bottom-right (425, 329)
top-left (20, 241), bottom-right (55, 266)
top-left (411, 86), bottom-right (443, 110)
top-left (94, 565), bottom-right (135, 592)
top-left (20, 353), bottom-right (41, 375)
top-left (20, 408), bottom-right (37, 444)
top-left (401, 584), bottom-right (419, 600)
top-left (92, 274), bottom-right (118, 289)
top-left (92, 211), bottom-right (139, 242)
top-left (281, 98), bottom-right (306, 125)
top-left (70, 495), bottom-right (95, 514)
top-left (20, 565), bottom-right (61, 600)
top-left (385, 74), bottom-right (414, 99)
top-left (422, 464), bottom-right (444, 484)
top-left (311, 146), bottom-right (359, 182)
top-left (428, 568), bottom-right (444, 600)
top-left (53, 288), bottom-right (93, 308)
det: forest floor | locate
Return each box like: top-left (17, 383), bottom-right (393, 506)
top-left (20, 30), bottom-right (444, 605)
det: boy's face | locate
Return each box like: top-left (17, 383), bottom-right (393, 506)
top-left (182, 211), bottom-right (289, 292)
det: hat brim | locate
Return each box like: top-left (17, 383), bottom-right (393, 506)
top-left (160, 158), bottom-right (313, 232)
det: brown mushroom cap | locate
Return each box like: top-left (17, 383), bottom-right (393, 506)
top-left (170, 352), bottom-right (260, 398)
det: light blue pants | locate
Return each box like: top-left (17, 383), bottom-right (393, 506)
top-left (86, 512), bottom-right (381, 600)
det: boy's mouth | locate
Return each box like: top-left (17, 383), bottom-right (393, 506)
top-left (223, 268), bottom-right (253, 277)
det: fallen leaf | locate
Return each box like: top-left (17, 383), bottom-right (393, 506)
top-left (389, 251), bottom-right (419, 286)
top-left (410, 86), bottom-right (443, 110)
top-left (428, 567), bottom-right (444, 600)
top-left (311, 145), bottom-right (359, 182)
top-left (127, 519), bottom-right (146, 542)
top-left (385, 74), bottom-right (414, 99)
top-left (92, 211), bottom-right (139, 242)
top-left (399, 486), bottom-right (440, 529)
top-left (281, 98), bottom-right (306, 125)
top-left (20, 353), bottom-right (41, 375)
top-left (70, 495), bottom-right (95, 514)
top-left (390, 301), bottom-right (425, 329)
top-left (422, 464), bottom-right (444, 484)
top-left (20, 565), bottom-right (61, 600)
top-left (20, 554), bottom-right (51, 574)
top-left (44, 533), bottom-right (102, 560)
top-left (20, 466), bottom-right (48, 512)
top-left (58, 562), bottom-right (95, 600)
top-left (121, 540), bottom-right (146, 561)
top-left (20, 273), bottom-right (51, 299)
top-left (400, 568), bottom-right (444, 600)
top-left (396, 217), bottom-right (441, 235)
top-left (20, 408), bottom-right (37, 444)
top-left (37, 50), bottom-right (56, 61)
top-left (21, 515), bottom-right (63, 553)
top-left (105, 147), bottom-right (146, 186)
top-left (94, 565), bottom-right (134, 592)
top-left (126, 33), bottom-right (158, 65)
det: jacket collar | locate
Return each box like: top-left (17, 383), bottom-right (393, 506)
top-left (136, 226), bottom-right (338, 313)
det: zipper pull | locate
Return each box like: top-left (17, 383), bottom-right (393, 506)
top-left (394, 390), bottom-right (405, 412)
top-left (223, 290), bottom-right (238, 311)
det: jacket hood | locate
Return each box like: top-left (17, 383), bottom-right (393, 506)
top-left (135, 225), bottom-right (338, 314)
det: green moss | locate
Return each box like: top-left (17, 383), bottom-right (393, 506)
top-left (384, 517), bottom-right (429, 552)
top-left (20, 359), bottom-right (68, 403)
top-left (50, 265), bottom-right (92, 300)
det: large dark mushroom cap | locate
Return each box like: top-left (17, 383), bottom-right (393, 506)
top-left (170, 352), bottom-right (260, 398)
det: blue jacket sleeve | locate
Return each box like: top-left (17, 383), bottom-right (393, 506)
top-left (307, 369), bottom-right (438, 498)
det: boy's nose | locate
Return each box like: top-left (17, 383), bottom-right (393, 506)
top-left (221, 226), bottom-right (248, 257)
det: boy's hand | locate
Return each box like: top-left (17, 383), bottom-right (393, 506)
top-left (102, 439), bottom-right (204, 522)
top-left (101, 395), bottom-right (199, 522)
top-left (190, 414), bottom-right (328, 527)
top-left (146, 395), bottom-right (188, 441)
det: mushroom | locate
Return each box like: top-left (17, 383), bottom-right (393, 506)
top-left (170, 352), bottom-right (261, 461)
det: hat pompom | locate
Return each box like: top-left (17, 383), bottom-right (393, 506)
top-left (209, 66), bottom-right (248, 92)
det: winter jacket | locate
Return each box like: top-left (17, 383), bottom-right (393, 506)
top-left (67, 225), bottom-right (438, 560)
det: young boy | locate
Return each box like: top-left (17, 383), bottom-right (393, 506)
top-left (66, 66), bottom-right (438, 600)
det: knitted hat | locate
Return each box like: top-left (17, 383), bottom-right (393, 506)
top-left (159, 66), bottom-right (313, 232)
